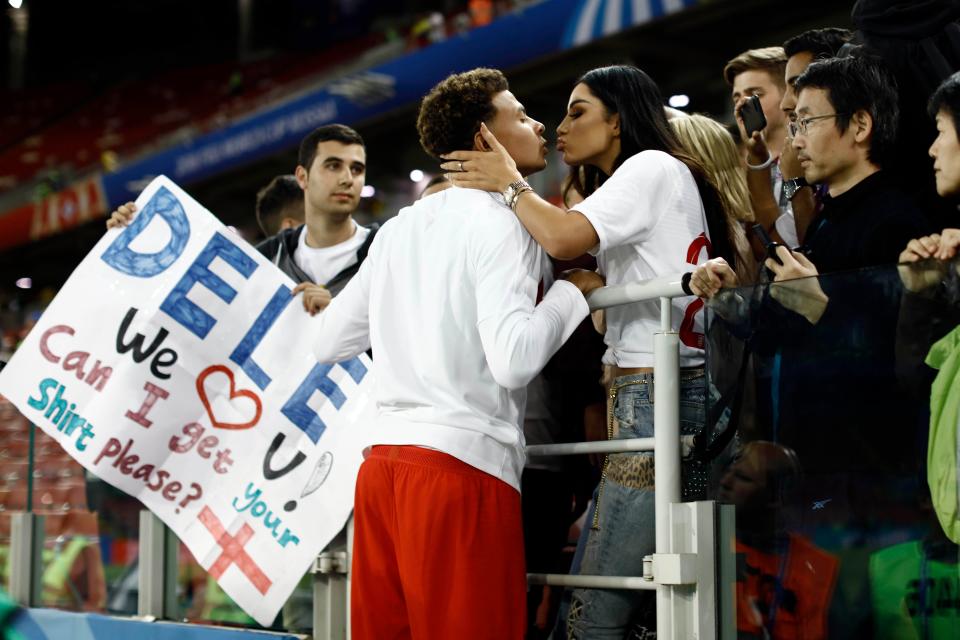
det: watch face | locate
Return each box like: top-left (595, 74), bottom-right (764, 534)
top-left (784, 178), bottom-right (806, 200)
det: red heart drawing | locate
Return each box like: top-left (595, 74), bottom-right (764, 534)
top-left (196, 365), bottom-right (262, 431)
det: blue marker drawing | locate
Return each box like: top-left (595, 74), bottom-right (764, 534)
top-left (230, 284), bottom-right (294, 391)
top-left (281, 358), bottom-right (368, 443)
top-left (160, 231), bottom-right (258, 339)
top-left (101, 186), bottom-right (190, 278)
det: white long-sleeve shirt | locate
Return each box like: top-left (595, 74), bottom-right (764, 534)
top-left (312, 187), bottom-right (589, 491)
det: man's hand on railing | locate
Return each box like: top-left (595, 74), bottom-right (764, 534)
top-left (767, 246), bottom-right (829, 324)
top-left (560, 269), bottom-right (605, 296)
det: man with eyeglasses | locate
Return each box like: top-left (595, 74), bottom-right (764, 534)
top-left (778, 28), bottom-right (854, 244)
top-left (791, 55), bottom-right (931, 274)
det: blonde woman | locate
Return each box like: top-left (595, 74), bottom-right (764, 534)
top-left (671, 114), bottom-right (756, 286)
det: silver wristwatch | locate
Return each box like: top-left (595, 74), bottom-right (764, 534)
top-left (502, 179), bottom-right (531, 210)
top-left (782, 176), bottom-right (808, 201)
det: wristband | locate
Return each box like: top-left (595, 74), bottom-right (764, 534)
top-left (746, 155), bottom-right (774, 171)
top-left (502, 179), bottom-right (532, 210)
top-left (510, 186), bottom-right (533, 211)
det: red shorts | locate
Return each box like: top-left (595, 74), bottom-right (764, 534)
top-left (351, 445), bottom-right (526, 639)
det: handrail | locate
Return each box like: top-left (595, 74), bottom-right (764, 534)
top-left (584, 274), bottom-right (688, 312)
top-left (525, 435), bottom-right (695, 457)
top-left (526, 573), bottom-right (657, 591)
top-left (527, 274), bottom-right (699, 637)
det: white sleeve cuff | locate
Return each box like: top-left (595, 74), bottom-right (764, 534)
top-left (543, 279), bottom-right (591, 341)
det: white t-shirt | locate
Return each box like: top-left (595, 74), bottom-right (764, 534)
top-left (294, 222), bottom-right (370, 285)
top-left (312, 188), bottom-right (589, 491)
top-left (573, 150), bottom-right (710, 368)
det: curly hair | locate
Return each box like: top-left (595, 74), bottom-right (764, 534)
top-left (417, 68), bottom-right (509, 159)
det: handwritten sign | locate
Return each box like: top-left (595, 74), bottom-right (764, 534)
top-left (0, 176), bottom-right (377, 626)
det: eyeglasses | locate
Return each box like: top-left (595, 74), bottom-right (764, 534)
top-left (788, 113), bottom-right (849, 137)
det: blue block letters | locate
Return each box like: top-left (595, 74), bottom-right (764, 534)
top-left (281, 358), bottom-right (368, 443)
top-left (101, 187), bottom-right (190, 278)
top-left (160, 232), bottom-right (258, 339)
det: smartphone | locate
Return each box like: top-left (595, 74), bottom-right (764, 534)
top-left (750, 224), bottom-right (782, 262)
top-left (751, 224), bottom-right (784, 281)
top-left (740, 95), bottom-right (767, 137)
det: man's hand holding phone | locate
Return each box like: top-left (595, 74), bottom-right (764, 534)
top-left (735, 95), bottom-right (770, 167)
top-left (751, 224), bottom-right (783, 280)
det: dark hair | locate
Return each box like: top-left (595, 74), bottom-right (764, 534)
top-left (783, 28), bottom-right (854, 60)
top-left (794, 55), bottom-right (899, 167)
top-left (571, 65), bottom-right (737, 269)
top-left (929, 71), bottom-right (960, 125)
top-left (417, 68), bottom-right (509, 159)
top-left (298, 124), bottom-right (365, 172)
top-left (255, 175), bottom-right (304, 237)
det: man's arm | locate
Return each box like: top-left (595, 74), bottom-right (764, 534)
top-left (311, 248), bottom-right (374, 363)
top-left (474, 217), bottom-right (595, 390)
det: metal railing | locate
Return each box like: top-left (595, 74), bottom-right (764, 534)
top-left (524, 275), bottom-right (735, 639)
top-left (7, 274), bottom-right (734, 639)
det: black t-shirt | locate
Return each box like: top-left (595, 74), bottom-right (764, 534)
top-left (802, 171), bottom-right (932, 274)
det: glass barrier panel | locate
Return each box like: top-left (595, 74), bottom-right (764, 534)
top-left (175, 537), bottom-right (314, 633)
top-left (0, 394), bottom-right (141, 614)
top-left (705, 261), bottom-right (960, 639)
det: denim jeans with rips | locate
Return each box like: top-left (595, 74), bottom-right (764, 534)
top-left (553, 371), bottom-right (706, 640)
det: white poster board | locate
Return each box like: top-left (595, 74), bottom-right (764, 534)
top-left (0, 176), bottom-right (376, 626)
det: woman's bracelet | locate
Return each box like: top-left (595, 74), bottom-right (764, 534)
top-left (510, 186), bottom-right (534, 211)
top-left (746, 155), bottom-right (774, 171)
top-left (502, 179), bottom-right (532, 210)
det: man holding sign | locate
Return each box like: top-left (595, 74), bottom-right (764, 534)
top-left (311, 69), bottom-right (601, 639)
top-left (109, 124), bottom-right (378, 317)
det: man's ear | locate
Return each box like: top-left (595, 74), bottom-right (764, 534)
top-left (474, 125), bottom-right (492, 151)
top-left (294, 165), bottom-right (309, 189)
top-left (280, 216), bottom-right (301, 231)
top-left (851, 109), bottom-right (873, 144)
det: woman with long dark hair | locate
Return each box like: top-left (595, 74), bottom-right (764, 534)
top-left (443, 65), bottom-right (737, 637)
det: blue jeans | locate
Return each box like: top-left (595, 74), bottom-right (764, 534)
top-left (554, 371), bottom-right (706, 640)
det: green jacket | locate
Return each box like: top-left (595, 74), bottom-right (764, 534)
top-left (926, 323), bottom-right (960, 544)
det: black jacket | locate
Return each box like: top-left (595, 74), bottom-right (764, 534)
top-left (254, 222), bottom-right (379, 296)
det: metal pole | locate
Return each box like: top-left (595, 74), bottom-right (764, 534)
top-left (26, 423), bottom-right (34, 513)
top-left (313, 525), bottom-right (349, 640)
top-left (527, 438), bottom-right (654, 456)
top-left (527, 573), bottom-right (657, 590)
top-left (6, 5), bottom-right (28, 90)
top-left (138, 511), bottom-right (178, 618)
top-left (718, 504), bottom-right (737, 640)
top-left (8, 512), bottom-right (43, 606)
top-left (654, 296), bottom-right (680, 638)
top-left (586, 275), bottom-right (687, 312)
top-left (11, 422), bottom-right (42, 606)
